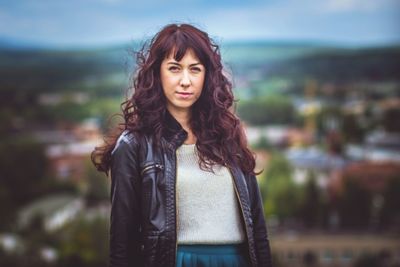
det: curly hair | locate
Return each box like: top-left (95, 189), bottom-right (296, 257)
top-left (92, 23), bottom-right (257, 175)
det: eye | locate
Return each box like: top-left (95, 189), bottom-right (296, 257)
top-left (168, 66), bottom-right (180, 72)
top-left (191, 67), bottom-right (202, 73)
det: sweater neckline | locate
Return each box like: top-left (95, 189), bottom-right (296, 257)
top-left (177, 143), bottom-right (196, 155)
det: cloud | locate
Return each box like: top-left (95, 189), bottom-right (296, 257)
top-left (0, 0), bottom-right (398, 46)
top-left (323, 0), bottom-right (400, 13)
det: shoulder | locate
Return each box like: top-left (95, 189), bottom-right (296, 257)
top-left (109, 131), bottom-right (144, 176)
top-left (111, 130), bottom-right (142, 156)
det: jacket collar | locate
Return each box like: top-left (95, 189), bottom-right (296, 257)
top-left (162, 110), bottom-right (188, 148)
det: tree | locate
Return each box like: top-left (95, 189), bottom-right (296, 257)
top-left (337, 178), bottom-right (372, 229)
top-left (299, 171), bottom-right (321, 228)
top-left (382, 106), bottom-right (400, 133)
top-left (380, 175), bottom-right (400, 230)
top-left (237, 95), bottom-right (295, 125)
top-left (0, 137), bottom-right (49, 230)
top-left (57, 215), bottom-right (109, 267)
top-left (260, 153), bottom-right (303, 224)
top-left (84, 159), bottom-right (110, 207)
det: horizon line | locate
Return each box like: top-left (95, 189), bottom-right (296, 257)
top-left (1, 36), bottom-right (399, 51)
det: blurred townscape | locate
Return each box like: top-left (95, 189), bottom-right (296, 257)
top-left (0, 39), bottom-right (399, 267)
top-left (2, 0), bottom-right (400, 265)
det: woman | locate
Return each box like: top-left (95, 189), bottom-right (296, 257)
top-left (92, 23), bottom-right (272, 267)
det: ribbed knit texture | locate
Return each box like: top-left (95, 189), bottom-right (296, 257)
top-left (176, 144), bottom-right (246, 244)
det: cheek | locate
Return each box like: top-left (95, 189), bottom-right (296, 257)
top-left (195, 74), bottom-right (205, 88)
top-left (161, 75), bottom-right (175, 91)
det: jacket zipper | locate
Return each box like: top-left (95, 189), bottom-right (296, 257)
top-left (230, 169), bottom-right (253, 267)
top-left (140, 163), bottom-right (164, 176)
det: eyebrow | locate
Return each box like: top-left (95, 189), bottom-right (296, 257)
top-left (166, 61), bottom-right (202, 67)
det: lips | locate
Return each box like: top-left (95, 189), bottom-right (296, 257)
top-left (176, 92), bottom-right (193, 99)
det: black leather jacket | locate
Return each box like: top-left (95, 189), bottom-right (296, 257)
top-left (109, 112), bottom-right (272, 267)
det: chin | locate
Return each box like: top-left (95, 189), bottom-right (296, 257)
top-left (175, 102), bottom-right (195, 109)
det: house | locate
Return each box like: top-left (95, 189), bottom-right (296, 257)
top-left (33, 118), bottom-right (103, 180)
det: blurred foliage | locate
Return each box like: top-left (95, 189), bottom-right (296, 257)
top-left (260, 155), bottom-right (329, 229)
top-left (261, 153), bottom-right (302, 221)
top-left (83, 159), bottom-right (110, 207)
top-left (260, 153), bottom-right (400, 231)
top-left (299, 171), bottom-right (324, 229)
top-left (252, 136), bottom-right (273, 150)
top-left (56, 216), bottom-right (108, 267)
top-left (382, 106), bottom-right (400, 133)
top-left (0, 137), bottom-right (48, 229)
top-left (0, 214), bottom-right (109, 267)
top-left (0, 136), bottom-right (81, 231)
top-left (336, 172), bottom-right (400, 231)
top-left (315, 101), bottom-right (400, 144)
top-left (268, 46), bottom-right (400, 82)
top-left (381, 177), bottom-right (400, 229)
top-left (238, 95), bottom-right (296, 125)
top-left (336, 178), bottom-right (372, 229)
top-left (316, 105), bottom-right (368, 143)
top-left (0, 48), bottom-right (128, 94)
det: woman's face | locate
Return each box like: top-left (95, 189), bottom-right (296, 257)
top-left (160, 49), bottom-right (205, 115)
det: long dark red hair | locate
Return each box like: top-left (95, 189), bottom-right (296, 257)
top-left (91, 23), bottom-right (257, 175)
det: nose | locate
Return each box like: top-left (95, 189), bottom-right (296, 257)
top-left (180, 70), bottom-right (191, 88)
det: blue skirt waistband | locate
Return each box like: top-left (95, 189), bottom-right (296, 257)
top-left (177, 243), bottom-right (247, 255)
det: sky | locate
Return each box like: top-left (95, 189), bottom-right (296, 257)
top-left (0, 0), bottom-right (399, 47)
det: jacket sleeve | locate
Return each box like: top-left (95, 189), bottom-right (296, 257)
top-left (109, 134), bottom-right (143, 267)
top-left (248, 174), bottom-right (273, 266)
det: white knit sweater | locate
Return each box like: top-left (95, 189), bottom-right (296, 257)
top-left (176, 143), bottom-right (246, 244)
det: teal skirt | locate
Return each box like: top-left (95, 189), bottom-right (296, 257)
top-left (176, 243), bottom-right (250, 267)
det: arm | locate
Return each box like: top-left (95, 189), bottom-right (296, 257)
top-left (248, 174), bottom-right (273, 267)
top-left (109, 134), bottom-right (143, 267)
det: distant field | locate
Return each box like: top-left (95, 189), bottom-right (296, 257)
top-left (1, 42), bottom-right (399, 96)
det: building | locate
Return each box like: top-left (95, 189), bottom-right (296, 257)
top-left (33, 118), bottom-right (103, 181)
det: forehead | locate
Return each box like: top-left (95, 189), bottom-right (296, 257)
top-left (164, 47), bottom-right (201, 62)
